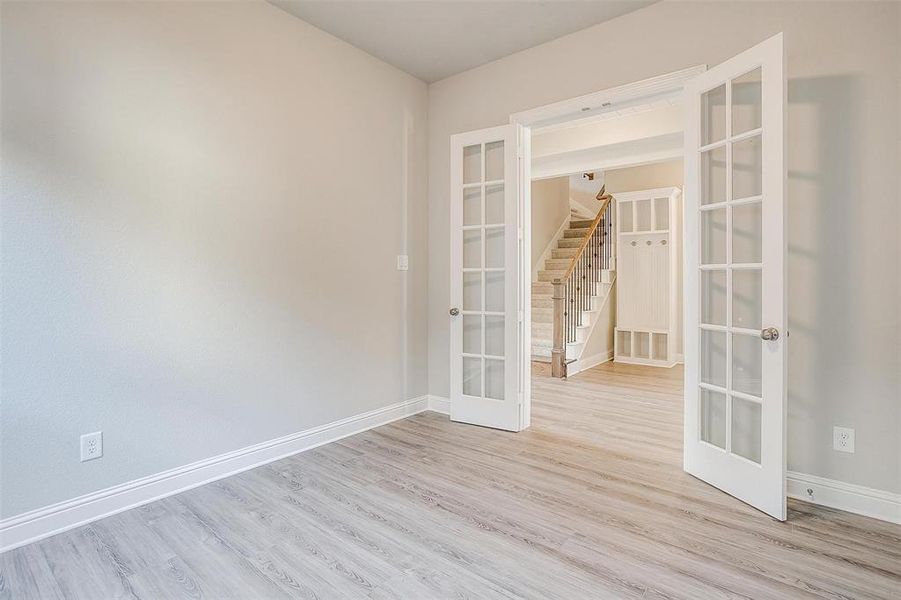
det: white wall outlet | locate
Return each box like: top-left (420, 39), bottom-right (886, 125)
top-left (396, 255), bottom-right (409, 271)
top-left (833, 426), bottom-right (855, 453)
top-left (80, 431), bottom-right (103, 462)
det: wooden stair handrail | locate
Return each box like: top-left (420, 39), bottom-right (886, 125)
top-left (554, 186), bottom-right (612, 284)
top-left (550, 185), bottom-right (613, 378)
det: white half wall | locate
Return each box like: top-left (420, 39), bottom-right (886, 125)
top-left (427, 0), bottom-right (901, 496)
top-left (1, 1), bottom-right (429, 519)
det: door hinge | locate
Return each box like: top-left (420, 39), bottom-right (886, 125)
top-left (518, 310), bottom-right (524, 322)
top-left (517, 392), bottom-right (524, 406)
top-left (518, 227), bottom-right (523, 240)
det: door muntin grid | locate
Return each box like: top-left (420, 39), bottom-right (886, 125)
top-left (461, 141), bottom-right (506, 401)
top-left (697, 66), bottom-right (764, 465)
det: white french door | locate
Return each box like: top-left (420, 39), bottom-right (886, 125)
top-left (683, 34), bottom-right (787, 519)
top-left (449, 124), bottom-right (529, 431)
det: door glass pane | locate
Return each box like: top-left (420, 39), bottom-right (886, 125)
top-left (733, 201), bottom-right (762, 263)
top-left (485, 315), bottom-right (504, 356)
top-left (731, 396), bottom-right (762, 463)
top-left (485, 359), bottom-right (505, 400)
top-left (700, 329), bottom-right (727, 388)
top-left (732, 135), bottom-right (762, 200)
top-left (463, 144), bottom-right (481, 184)
top-left (701, 145), bottom-right (727, 205)
top-left (635, 199), bottom-right (652, 231)
top-left (701, 83), bottom-right (727, 145)
top-left (619, 202), bottom-right (633, 233)
top-left (701, 270), bottom-right (727, 326)
top-left (462, 357), bottom-right (481, 396)
top-left (485, 184), bottom-right (504, 224)
top-left (732, 333), bottom-right (762, 397)
top-left (700, 388), bottom-right (727, 449)
top-left (485, 228), bottom-right (504, 268)
top-left (701, 208), bottom-right (726, 264)
top-left (485, 271), bottom-right (504, 312)
top-left (463, 230), bottom-right (481, 268)
top-left (463, 187), bottom-right (481, 226)
top-left (463, 315), bottom-right (481, 354)
top-left (732, 67), bottom-right (762, 135)
top-left (463, 272), bottom-right (481, 311)
top-left (733, 269), bottom-right (762, 329)
top-left (485, 141), bottom-right (504, 181)
top-left (654, 197), bottom-right (669, 230)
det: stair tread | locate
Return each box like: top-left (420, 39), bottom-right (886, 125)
top-left (570, 219), bottom-right (596, 228)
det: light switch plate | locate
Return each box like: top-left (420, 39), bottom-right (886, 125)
top-left (396, 255), bottom-right (409, 271)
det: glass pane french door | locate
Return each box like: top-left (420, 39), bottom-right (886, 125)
top-left (684, 34), bottom-right (786, 520)
top-left (449, 125), bottom-right (525, 432)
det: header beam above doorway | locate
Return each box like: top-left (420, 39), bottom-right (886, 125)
top-left (509, 65), bottom-right (707, 131)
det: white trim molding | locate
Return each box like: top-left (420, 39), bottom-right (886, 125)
top-left (428, 395), bottom-right (450, 415)
top-left (510, 65), bottom-right (706, 130)
top-left (787, 471), bottom-right (901, 525)
top-left (0, 396), bottom-right (431, 554)
top-left (567, 349), bottom-right (614, 377)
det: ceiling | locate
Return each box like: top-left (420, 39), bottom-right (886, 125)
top-left (270, 1), bottom-right (658, 83)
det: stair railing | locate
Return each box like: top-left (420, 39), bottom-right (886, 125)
top-left (551, 187), bottom-right (614, 378)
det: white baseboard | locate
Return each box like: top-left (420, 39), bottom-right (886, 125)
top-left (568, 349), bottom-right (614, 376)
top-left (0, 396), bottom-right (430, 554)
top-left (5, 398), bottom-right (895, 554)
top-left (787, 471), bottom-right (901, 525)
top-left (614, 355), bottom-right (679, 368)
top-left (428, 395), bottom-right (450, 415)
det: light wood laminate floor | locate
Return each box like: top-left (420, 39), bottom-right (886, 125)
top-left (3, 362), bottom-right (900, 599)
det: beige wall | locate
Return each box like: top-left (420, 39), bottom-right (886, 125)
top-left (1, 1), bottom-right (429, 517)
top-left (531, 177), bottom-right (570, 271)
top-left (428, 1), bottom-right (900, 494)
top-left (605, 159), bottom-right (683, 193)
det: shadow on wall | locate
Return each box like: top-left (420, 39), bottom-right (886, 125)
top-left (785, 74), bottom-right (867, 479)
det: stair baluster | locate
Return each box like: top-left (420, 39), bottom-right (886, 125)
top-left (551, 187), bottom-right (614, 378)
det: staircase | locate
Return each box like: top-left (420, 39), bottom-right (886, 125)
top-left (532, 215), bottom-right (615, 364)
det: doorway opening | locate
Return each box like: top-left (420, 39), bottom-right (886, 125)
top-left (526, 96), bottom-right (688, 485)
top-left (528, 96), bottom-right (686, 379)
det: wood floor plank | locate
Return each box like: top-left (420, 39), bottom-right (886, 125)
top-left (2, 361), bottom-right (899, 599)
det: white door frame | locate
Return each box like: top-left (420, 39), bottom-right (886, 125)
top-left (509, 65), bottom-right (707, 130)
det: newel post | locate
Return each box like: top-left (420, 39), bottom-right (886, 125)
top-left (551, 279), bottom-right (566, 378)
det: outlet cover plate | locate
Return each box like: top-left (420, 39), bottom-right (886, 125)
top-left (833, 426), bottom-right (855, 453)
top-left (396, 255), bottom-right (409, 271)
top-left (80, 431), bottom-right (103, 462)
